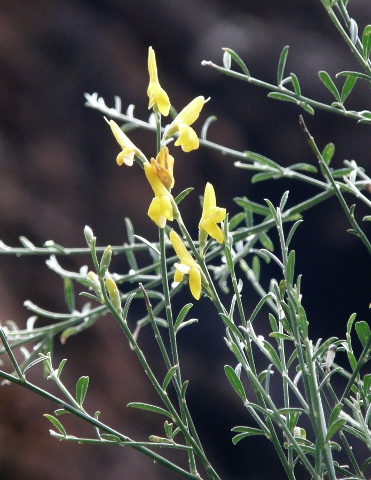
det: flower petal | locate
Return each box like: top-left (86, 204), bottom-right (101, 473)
top-left (174, 124), bottom-right (199, 152)
top-left (147, 47), bottom-right (170, 116)
top-left (189, 267), bottom-right (201, 300)
top-left (172, 96), bottom-right (205, 127)
top-left (169, 231), bottom-right (195, 266)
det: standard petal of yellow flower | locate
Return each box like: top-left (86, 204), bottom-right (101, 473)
top-left (106, 119), bottom-right (139, 166)
top-left (147, 47), bottom-right (170, 116)
top-left (153, 147), bottom-right (174, 189)
top-left (172, 96), bottom-right (206, 128)
top-left (174, 124), bottom-right (199, 152)
top-left (199, 183), bottom-right (226, 243)
top-left (170, 231), bottom-right (201, 300)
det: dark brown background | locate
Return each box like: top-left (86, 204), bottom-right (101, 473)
top-left (0, 1), bottom-right (370, 479)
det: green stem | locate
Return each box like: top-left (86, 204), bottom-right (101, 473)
top-left (0, 369), bottom-right (200, 480)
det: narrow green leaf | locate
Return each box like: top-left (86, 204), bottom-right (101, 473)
top-left (347, 312), bottom-right (357, 336)
top-left (100, 434), bottom-right (121, 442)
top-left (277, 407), bottom-right (303, 416)
top-left (225, 365), bottom-right (246, 402)
top-left (361, 457), bottom-right (371, 475)
top-left (252, 172), bottom-right (279, 183)
top-left (259, 232), bottom-right (274, 251)
top-left (133, 235), bottom-right (160, 257)
top-left (76, 376), bottom-right (89, 407)
top-left (262, 340), bottom-right (282, 372)
top-left (268, 313), bottom-right (278, 333)
top-left (337, 70), bottom-right (371, 82)
top-left (362, 25), bottom-right (371, 60)
top-left (63, 278), bottom-right (75, 313)
top-left (364, 373), bottom-right (371, 398)
top-left (326, 418), bottom-right (347, 441)
top-left (220, 314), bottom-right (244, 342)
top-left (234, 197), bottom-right (271, 216)
top-left (290, 72), bottom-right (301, 95)
top-left (318, 71), bottom-right (340, 101)
top-left (222, 48), bottom-right (250, 76)
top-left (268, 92), bottom-right (297, 104)
top-left (331, 167), bottom-right (353, 177)
top-left (229, 212), bottom-right (245, 230)
top-left (280, 190), bottom-right (289, 211)
top-left (245, 151), bottom-right (282, 171)
top-left (175, 187), bottom-right (194, 205)
top-left (300, 103), bottom-right (315, 115)
top-left (286, 220), bottom-right (303, 248)
top-left (286, 250), bottom-right (295, 285)
top-left (288, 163), bottom-right (318, 173)
top-left (349, 18), bottom-right (358, 45)
top-left (355, 320), bottom-right (371, 347)
top-left (44, 414), bottom-right (66, 436)
top-left (347, 351), bottom-right (357, 371)
top-left (252, 255), bottom-right (260, 282)
top-left (340, 75), bottom-right (357, 103)
top-left (231, 428), bottom-right (266, 445)
top-left (56, 359), bottom-right (67, 379)
top-left (328, 403), bottom-right (343, 427)
top-left (162, 365), bottom-right (178, 391)
top-left (277, 46), bottom-right (290, 86)
top-left (269, 332), bottom-right (292, 341)
top-left (223, 50), bottom-right (232, 69)
top-left (312, 337), bottom-right (338, 362)
top-left (122, 293), bottom-right (136, 321)
top-left (174, 303), bottom-right (193, 332)
top-left (322, 143), bottom-right (335, 165)
top-left (127, 402), bottom-right (173, 419)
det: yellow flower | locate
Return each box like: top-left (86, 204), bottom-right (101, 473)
top-left (170, 231), bottom-right (201, 300)
top-left (147, 47), bottom-right (170, 116)
top-left (144, 149), bottom-right (175, 228)
top-left (106, 118), bottom-right (143, 166)
top-left (166, 96), bottom-right (207, 152)
top-left (199, 183), bottom-right (226, 244)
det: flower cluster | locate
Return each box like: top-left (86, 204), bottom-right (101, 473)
top-left (106, 46), bottom-right (226, 299)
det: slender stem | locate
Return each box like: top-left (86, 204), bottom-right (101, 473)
top-left (0, 369), bottom-right (200, 480)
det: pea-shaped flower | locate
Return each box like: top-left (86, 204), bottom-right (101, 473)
top-left (165, 96), bottom-right (207, 152)
top-left (170, 230), bottom-right (201, 300)
top-left (199, 182), bottom-right (226, 245)
top-left (147, 46), bottom-right (170, 116)
top-left (144, 147), bottom-right (175, 228)
top-left (106, 119), bottom-right (144, 166)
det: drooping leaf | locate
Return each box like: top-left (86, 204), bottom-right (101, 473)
top-left (277, 46), bottom-right (290, 86)
top-left (76, 376), bottom-right (89, 407)
top-left (318, 71), bottom-right (340, 102)
top-left (44, 414), bottom-right (66, 436)
top-left (127, 402), bottom-right (173, 419)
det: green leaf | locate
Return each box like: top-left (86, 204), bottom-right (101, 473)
top-left (229, 212), bottom-right (245, 230)
top-left (331, 167), bottom-right (353, 177)
top-left (328, 403), bottom-right (343, 427)
top-left (322, 143), bottom-right (335, 166)
top-left (268, 92), bottom-right (297, 104)
top-left (340, 75), bottom-right (357, 103)
top-left (245, 151), bottom-right (282, 171)
top-left (347, 312), bottom-right (357, 337)
top-left (286, 220), bottom-right (303, 248)
top-left (175, 187), bottom-right (194, 205)
top-left (300, 103), bottom-right (315, 115)
top-left (127, 402), bottom-right (173, 419)
top-left (269, 332), bottom-right (292, 341)
top-left (174, 303), bottom-right (193, 332)
top-left (259, 232), bottom-right (274, 251)
top-left (220, 314), bottom-right (244, 341)
top-left (347, 351), bottom-right (357, 371)
top-left (252, 172), bottom-right (279, 183)
top-left (318, 71), bottom-right (340, 101)
top-left (337, 70), bottom-right (371, 82)
top-left (326, 418), bottom-right (347, 441)
top-left (234, 197), bottom-right (271, 216)
top-left (286, 250), bottom-right (296, 285)
top-left (312, 337), bottom-right (338, 362)
top-left (63, 278), bottom-right (75, 313)
top-left (122, 293), bottom-right (136, 321)
top-left (222, 48), bottom-right (250, 76)
top-left (162, 365), bottom-right (178, 391)
top-left (350, 18), bottom-right (358, 45)
top-left (56, 358), bottom-right (67, 379)
top-left (76, 376), bottom-right (89, 407)
top-left (252, 255), bottom-right (260, 282)
top-left (262, 340), bottom-right (282, 372)
top-left (355, 321), bottom-right (371, 347)
top-left (288, 163), bottom-right (318, 173)
top-left (44, 414), bottom-right (66, 436)
top-left (277, 46), bottom-right (289, 86)
top-left (225, 365), bottom-right (246, 402)
top-left (362, 25), bottom-right (371, 60)
top-left (231, 427), bottom-right (266, 445)
top-left (364, 373), bottom-right (371, 398)
top-left (290, 72), bottom-right (301, 95)
top-left (223, 50), bottom-right (232, 70)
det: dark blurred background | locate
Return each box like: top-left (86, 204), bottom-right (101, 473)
top-left (0, 1), bottom-right (371, 479)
